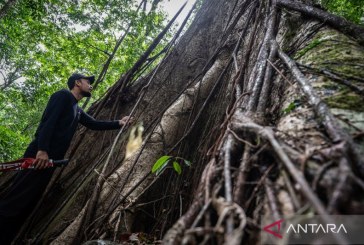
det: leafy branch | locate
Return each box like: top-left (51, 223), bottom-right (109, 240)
top-left (151, 155), bottom-right (191, 175)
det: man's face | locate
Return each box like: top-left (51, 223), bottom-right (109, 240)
top-left (77, 78), bottom-right (93, 97)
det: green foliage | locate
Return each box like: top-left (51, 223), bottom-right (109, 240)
top-left (320, 0), bottom-right (364, 24)
top-left (172, 161), bottom-right (182, 175)
top-left (151, 156), bottom-right (191, 176)
top-left (282, 99), bottom-right (301, 115)
top-left (0, 0), bottom-right (172, 161)
top-left (151, 155), bottom-right (172, 175)
top-left (295, 39), bottom-right (322, 59)
top-left (0, 125), bottom-right (30, 162)
top-left (282, 102), bottom-right (297, 114)
top-left (324, 89), bottom-right (364, 112)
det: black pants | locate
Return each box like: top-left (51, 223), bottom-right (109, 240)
top-left (0, 168), bottom-right (54, 244)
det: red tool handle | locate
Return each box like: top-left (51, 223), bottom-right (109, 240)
top-left (21, 158), bottom-right (69, 168)
top-left (0, 158), bottom-right (69, 171)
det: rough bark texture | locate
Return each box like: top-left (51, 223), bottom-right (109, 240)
top-left (7, 0), bottom-right (364, 244)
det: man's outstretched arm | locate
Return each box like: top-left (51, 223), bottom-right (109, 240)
top-left (79, 109), bottom-right (134, 130)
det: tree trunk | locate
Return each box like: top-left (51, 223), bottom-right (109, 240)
top-left (14, 0), bottom-right (364, 244)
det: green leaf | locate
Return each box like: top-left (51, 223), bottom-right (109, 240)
top-left (151, 155), bottom-right (171, 174)
top-left (173, 161), bottom-right (182, 175)
top-left (184, 160), bottom-right (191, 166)
top-left (155, 160), bottom-right (170, 176)
top-left (282, 102), bottom-right (296, 114)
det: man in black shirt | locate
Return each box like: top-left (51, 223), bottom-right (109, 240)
top-left (0, 73), bottom-right (133, 244)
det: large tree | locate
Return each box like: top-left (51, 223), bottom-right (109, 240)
top-left (3, 0), bottom-right (364, 244)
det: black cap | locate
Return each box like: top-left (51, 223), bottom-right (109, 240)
top-left (67, 73), bottom-right (95, 89)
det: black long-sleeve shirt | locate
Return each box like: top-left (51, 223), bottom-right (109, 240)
top-left (24, 89), bottom-right (120, 159)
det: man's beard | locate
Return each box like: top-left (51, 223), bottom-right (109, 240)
top-left (81, 91), bottom-right (92, 97)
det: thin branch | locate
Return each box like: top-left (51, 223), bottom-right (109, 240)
top-left (312, 161), bottom-right (336, 191)
top-left (265, 179), bottom-right (281, 221)
top-left (85, 42), bottom-right (111, 57)
top-left (227, 127), bottom-right (258, 148)
top-left (266, 58), bottom-right (293, 85)
top-left (281, 170), bottom-right (300, 210)
top-left (327, 157), bottom-right (351, 214)
top-left (223, 134), bottom-right (234, 234)
top-left (233, 145), bottom-right (250, 203)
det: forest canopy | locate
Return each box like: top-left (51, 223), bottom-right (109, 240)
top-left (320, 0), bottom-right (364, 24)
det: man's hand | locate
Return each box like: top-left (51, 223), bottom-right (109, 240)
top-left (119, 116), bottom-right (135, 126)
top-left (33, 150), bottom-right (50, 169)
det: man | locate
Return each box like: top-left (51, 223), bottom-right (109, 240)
top-left (0, 73), bottom-right (133, 244)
